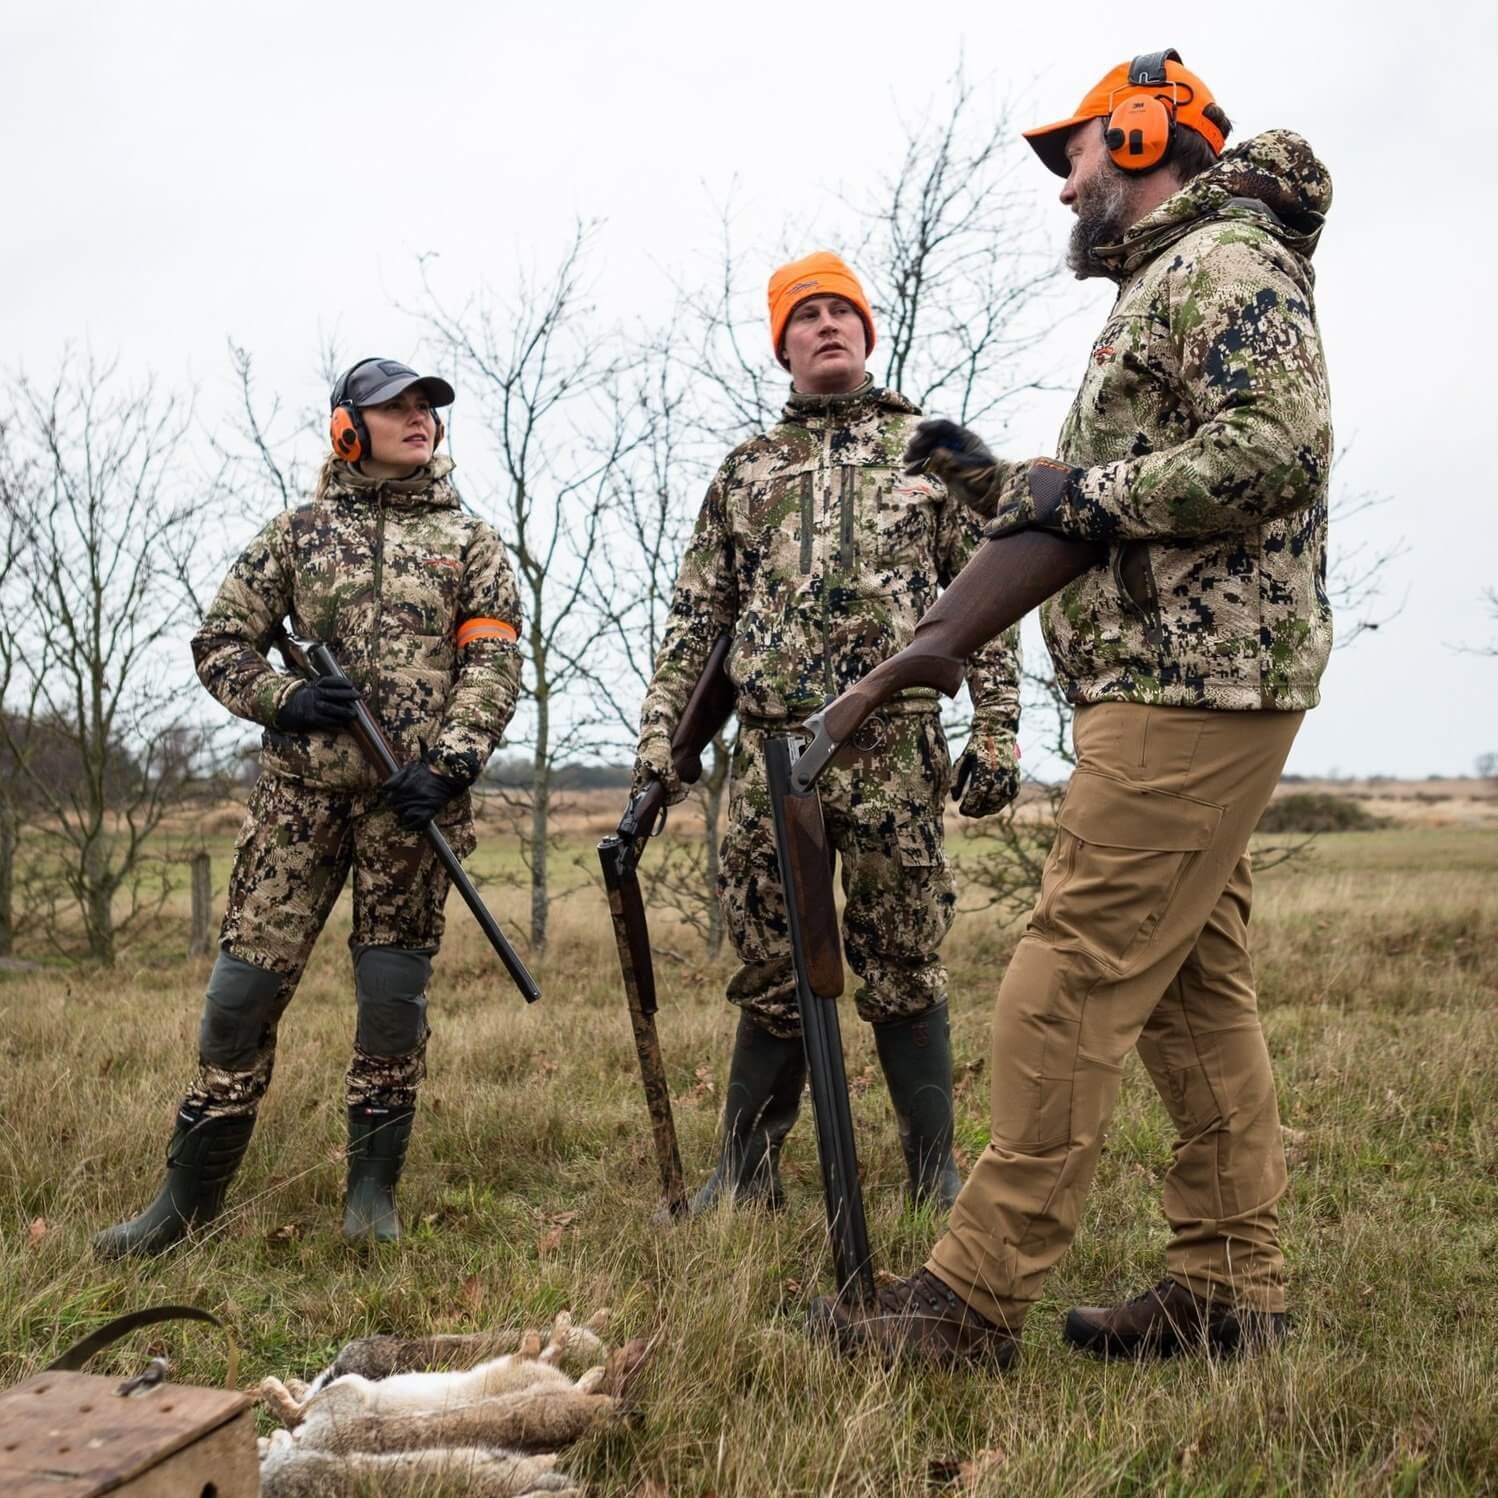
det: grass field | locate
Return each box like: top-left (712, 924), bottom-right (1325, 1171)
top-left (2, 800), bottom-right (1495, 1495)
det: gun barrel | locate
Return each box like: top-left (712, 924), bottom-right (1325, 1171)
top-left (765, 734), bottom-right (874, 1305)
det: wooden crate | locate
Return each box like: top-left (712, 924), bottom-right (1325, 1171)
top-left (0, 1370), bottom-right (257, 1496)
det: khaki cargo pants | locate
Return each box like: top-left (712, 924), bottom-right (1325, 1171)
top-left (928, 702), bottom-right (1303, 1325)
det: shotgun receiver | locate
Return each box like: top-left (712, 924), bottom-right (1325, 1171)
top-left (275, 628), bottom-right (540, 1005)
top-left (598, 635), bottom-right (736, 1217)
top-left (764, 733), bottom-right (875, 1305)
top-left (792, 530), bottom-right (1102, 791)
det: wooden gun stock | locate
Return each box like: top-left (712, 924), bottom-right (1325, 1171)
top-left (793, 530), bottom-right (1101, 790)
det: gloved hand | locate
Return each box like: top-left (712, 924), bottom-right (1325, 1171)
top-left (632, 729), bottom-right (687, 807)
top-left (951, 719), bottom-right (1021, 819)
top-left (983, 459), bottom-right (1085, 540)
top-left (903, 418), bottom-right (1002, 513)
top-left (382, 758), bottom-right (469, 834)
top-left (275, 676), bottom-right (362, 733)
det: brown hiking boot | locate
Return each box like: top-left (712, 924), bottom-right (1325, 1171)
top-left (807, 1268), bottom-right (1018, 1370)
top-left (1064, 1277), bottom-right (1290, 1360)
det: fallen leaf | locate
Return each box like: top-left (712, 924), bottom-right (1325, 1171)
top-left (848, 1064), bottom-right (875, 1098)
top-left (674, 1063), bottom-right (718, 1106)
top-left (27, 1217), bottom-right (47, 1247)
top-left (267, 1222), bottom-right (302, 1243)
top-left (537, 1226), bottom-right (564, 1256)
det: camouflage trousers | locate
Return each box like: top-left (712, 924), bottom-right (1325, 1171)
top-left (183, 771), bottom-right (474, 1121)
top-left (721, 714), bottom-right (956, 1039)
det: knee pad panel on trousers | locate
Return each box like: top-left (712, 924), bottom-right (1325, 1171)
top-left (198, 950), bottom-right (286, 1070)
top-left (354, 945), bottom-right (432, 1058)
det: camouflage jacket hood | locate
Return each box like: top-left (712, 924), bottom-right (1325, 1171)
top-left (638, 379), bottom-right (1020, 742)
top-left (1092, 129), bottom-right (1332, 277)
top-left (193, 455), bottom-right (522, 792)
top-left (976, 130), bottom-right (1335, 712)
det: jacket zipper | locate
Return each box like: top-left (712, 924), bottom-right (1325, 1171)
top-left (820, 421), bottom-right (832, 696)
top-left (839, 466), bottom-right (855, 574)
top-left (369, 491), bottom-right (386, 721)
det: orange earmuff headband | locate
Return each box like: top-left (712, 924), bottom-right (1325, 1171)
top-left (1023, 48), bottom-right (1223, 177)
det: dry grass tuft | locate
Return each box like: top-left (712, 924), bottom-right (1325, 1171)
top-left (2, 824), bottom-right (1495, 1493)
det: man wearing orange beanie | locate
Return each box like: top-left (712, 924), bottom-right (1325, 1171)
top-left (634, 252), bottom-right (1021, 1215)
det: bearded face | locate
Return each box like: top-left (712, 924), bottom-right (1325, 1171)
top-left (1066, 161), bottom-right (1133, 279)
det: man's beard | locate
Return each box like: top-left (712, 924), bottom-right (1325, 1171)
top-left (1066, 169), bottom-right (1132, 279)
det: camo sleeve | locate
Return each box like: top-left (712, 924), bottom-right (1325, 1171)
top-left (637, 472), bottom-right (738, 748)
top-left (191, 513), bottom-right (302, 727)
top-left (939, 489), bottom-right (1022, 734)
top-left (428, 522), bottom-right (523, 784)
top-left (1059, 231), bottom-right (1332, 543)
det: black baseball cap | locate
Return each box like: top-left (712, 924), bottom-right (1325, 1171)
top-left (330, 357), bottom-right (456, 412)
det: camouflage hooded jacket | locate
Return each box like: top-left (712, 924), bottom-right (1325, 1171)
top-left (192, 456), bottom-right (522, 791)
top-left (639, 382), bottom-right (1020, 743)
top-left (988, 130), bottom-right (1335, 711)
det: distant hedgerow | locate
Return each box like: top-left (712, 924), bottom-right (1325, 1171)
top-left (1257, 793), bottom-right (1390, 834)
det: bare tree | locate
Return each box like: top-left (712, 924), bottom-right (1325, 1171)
top-left (0, 444), bottom-right (36, 955)
top-left (0, 355), bottom-right (222, 963)
top-left (855, 66), bottom-right (1064, 429)
top-left (590, 334), bottom-right (735, 952)
top-left (421, 224), bottom-right (636, 952)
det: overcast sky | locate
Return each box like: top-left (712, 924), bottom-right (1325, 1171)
top-left (6, 0), bottom-right (1496, 778)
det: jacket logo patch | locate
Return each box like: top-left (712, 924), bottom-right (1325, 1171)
top-left (425, 557), bottom-right (461, 571)
top-left (893, 478), bottom-right (937, 501)
top-left (1093, 345), bottom-right (1116, 366)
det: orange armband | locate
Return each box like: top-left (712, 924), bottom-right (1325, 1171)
top-left (455, 616), bottom-right (519, 649)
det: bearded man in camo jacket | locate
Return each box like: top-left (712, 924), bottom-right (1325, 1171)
top-left (814, 52), bottom-right (1337, 1369)
top-left (97, 358), bottom-right (521, 1255)
top-left (635, 253), bottom-right (1022, 1216)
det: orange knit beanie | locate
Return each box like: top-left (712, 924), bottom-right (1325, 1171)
top-left (767, 251), bottom-right (876, 367)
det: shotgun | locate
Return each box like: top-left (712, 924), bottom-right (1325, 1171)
top-left (275, 628), bottom-right (540, 1004)
top-left (764, 733), bottom-right (875, 1306)
top-left (598, 635), bottom-right (736, 1217)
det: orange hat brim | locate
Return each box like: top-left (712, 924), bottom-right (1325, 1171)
top-left (1023, 57), bottom-right (1223, 178)
top-left (1023, 114), bottom-right (1100, 177)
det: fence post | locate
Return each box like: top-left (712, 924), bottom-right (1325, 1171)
top-left (188, 851), bottom-right (213, 957)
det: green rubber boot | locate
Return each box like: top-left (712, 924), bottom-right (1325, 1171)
top-left (94, 1112), bottom-right (255, 1259)
top-left (669, 1013), bottom-right (806, 1221)
top-left (874, 1004), bottom-right (963, 1209)
top-left (342, 1106), bottom-right (414, 1243)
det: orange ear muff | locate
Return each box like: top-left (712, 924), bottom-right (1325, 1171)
top-left (329, 401), bottom-right (368, 462)
top-left (1104, 93), bottom-right (1176, 173)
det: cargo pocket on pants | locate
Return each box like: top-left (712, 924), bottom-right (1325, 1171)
top-left (1035, 768), bottom-right (1221, 972)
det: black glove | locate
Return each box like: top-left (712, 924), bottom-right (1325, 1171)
top-left (904, 418), bottom-right (995, 478)
top-left (275, 676), bottom-right (362, 733)
top-left (903, 418), bottom-right (1002, 513)
top-left (382, 758), bottom-right (469, 834)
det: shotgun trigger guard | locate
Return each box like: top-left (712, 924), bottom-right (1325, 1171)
top-left (617, 785), bottom-right (669, 843)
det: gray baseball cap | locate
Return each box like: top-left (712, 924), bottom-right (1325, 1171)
top-left (330, 357), bottom-right (456, 412)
